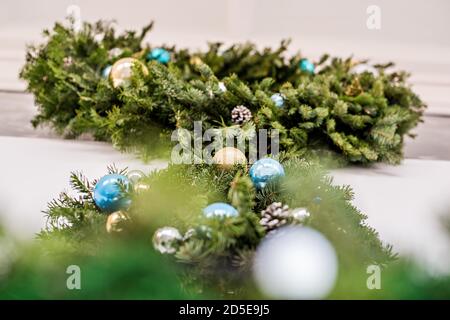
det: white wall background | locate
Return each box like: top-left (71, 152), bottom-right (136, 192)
top-left (1, 0), bottom-right (449, 107)
top-left (1, 0), bottom-right (449, 46)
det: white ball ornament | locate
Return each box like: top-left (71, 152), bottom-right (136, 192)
top-left (253, 226), bottom-right (338, 299)
top-left (212, 147), bottom-right (247, 169)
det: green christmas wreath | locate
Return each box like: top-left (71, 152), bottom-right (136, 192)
top-left (20, 19), bottom-right (425, 164)
top-left (21, 157), bottom-right (394, 298)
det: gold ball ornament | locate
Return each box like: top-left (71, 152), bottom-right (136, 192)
top-left (212, 147), bottom-right (247, 169)
top-left (106, 211), bottom-right (130, 233)
top-left (190, 56), bottom-right (203, 66)
top-left (109, 57), bottom-right (148, 88)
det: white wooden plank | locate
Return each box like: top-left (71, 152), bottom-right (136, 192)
top-left (0, 136), bottom-right (166, 239)
top-left (332, 160), bottom-right (450, 273)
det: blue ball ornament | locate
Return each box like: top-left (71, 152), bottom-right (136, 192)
top-left (249, 158), bottom-right (285, 189)
top-left (271, 93), bottom-right (285, 108)
top-left (93, 174), bottom-right (131, 213)
top-left (102, 65), bottom-right (112, 78)
top-left (299, 59), bottom-right (315, 74)
top-left (147, 48), bottom-right (171, 64)
top-left (203, 202), bottom-right (238, 218)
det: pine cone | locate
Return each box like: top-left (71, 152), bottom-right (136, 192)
top-left (231, 105), bottom-right (252, 124)
top-left (260, 202), bottom-right (291, 232)
top-left (345, 77), bottom-right (363, 96)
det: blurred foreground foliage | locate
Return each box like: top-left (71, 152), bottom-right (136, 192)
top-left (1, 157), bottom-right (399, 298)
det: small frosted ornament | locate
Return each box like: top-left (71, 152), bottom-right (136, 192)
top-left (109, 57), bottom-right (148, 88)
top-left (249, 158), bottom-right (285, 189)
top-left (146, 48), bottom-right (171, 64)
top-left (203, 202), bottom-right (238, 218)
top-left (153, 227), bottom-right (183, 254)
top-left (106, 211), bottom-right (130, 233)
top-left (299, 59), bottom-right (315, 74)
top-left (270, 93), bottom-right (285, 108)
top-left (212, 147), bottom-right (247, 169)
top-left (93, 174), bottom-right (131, 213)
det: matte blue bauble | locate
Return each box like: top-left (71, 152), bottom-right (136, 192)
top-left (147, 48), bottom-right (171, 64)
top-left (271, 93), bottom-right (285, 108)
top-left (299, 59), bottom-right (315, 74)
top-left (102, 65), bottom-right (112, 78)
top-left (93, 174), bottom-right (131, 213)
top-left (203, 202), bottom-right (238, 218)
top-left (249, 158), bottom-right (285, 189)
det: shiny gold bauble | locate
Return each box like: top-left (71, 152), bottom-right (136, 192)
top-left (189, 56), bottom-right (203, 66)
top-left (106, 211), bottom-right (130, 233)
top-left (109, 57), bottom-right (149, 88)
top-left (212, 147), bottom-right (247, 169)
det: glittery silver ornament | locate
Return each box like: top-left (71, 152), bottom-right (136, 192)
top-left (153, 227), bottom-right (182, 254)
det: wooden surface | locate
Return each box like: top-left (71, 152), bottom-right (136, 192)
top-left (1, 0), bottom-right (450, 273)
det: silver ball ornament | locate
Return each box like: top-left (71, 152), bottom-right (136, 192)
top-left (127, 170), bottom-right (145, 184)
top-left (153, 227), bottom-right (183, 254)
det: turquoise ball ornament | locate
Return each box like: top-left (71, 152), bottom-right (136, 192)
top-left (249, 158), bottom-right (285, 189)
top-left (203, 203), bottom-right (238, 218)
top-left (93, 174), bottom-right (131, 213)
top-left (271, 93), bottom-right (285, 108)
top-left (299, 59), bottom-right (315, 74)
top-left (147, 48), bottom-right (171, 64)
top-left (102, 65), bottom-right (112, 78)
